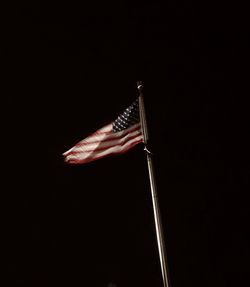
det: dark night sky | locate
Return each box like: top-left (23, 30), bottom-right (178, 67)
top-left (5, 1), bottom-right (249, 287)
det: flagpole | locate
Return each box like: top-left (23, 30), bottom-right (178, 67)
top-left (137, 81), bottom-right (171, 287)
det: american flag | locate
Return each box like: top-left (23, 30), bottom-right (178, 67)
top-left (63, 99), bottom-right (143, 164)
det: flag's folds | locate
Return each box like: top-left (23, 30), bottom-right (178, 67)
top-left (63, 99), bottom-right (143, 164)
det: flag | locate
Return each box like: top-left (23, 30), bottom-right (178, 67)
top-left (63, 99), bottom-right (143, 164)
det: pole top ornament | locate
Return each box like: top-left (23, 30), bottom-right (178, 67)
top-left (137, 81), bottom-right (143, 91)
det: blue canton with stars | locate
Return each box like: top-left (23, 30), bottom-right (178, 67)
top-left (113, 98), bottom-right (140, 132)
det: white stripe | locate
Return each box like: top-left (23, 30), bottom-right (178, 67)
top-left (68, 129), bottom-right (142, 153)
top-left (63, 123), bottom-right (141, 155)
top-left (63, 124), bottom-right (112, 156)
top-left (64, 134), bottom-right (143, 162)
top-left (85, 122), bottom-right (141, 143)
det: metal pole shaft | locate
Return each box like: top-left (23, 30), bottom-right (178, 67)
top-left (137, 81), bottom-right (171, 287)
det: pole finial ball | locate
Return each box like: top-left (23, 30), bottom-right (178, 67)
top-left (137, 81), bottom-right (143, 91)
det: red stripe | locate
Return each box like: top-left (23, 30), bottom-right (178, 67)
top-left (65, 139), bottom-right (142, 164)
top-left (66, 132), bottom-right (142, 155)
top-left (74, 125), bottom-right (141, 147)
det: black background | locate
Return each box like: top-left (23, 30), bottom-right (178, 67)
top-left (5, 1), bottom-right (249, 286)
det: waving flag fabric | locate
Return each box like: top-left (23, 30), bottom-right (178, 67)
top-left (63, 99), bottom-right (143, 164)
